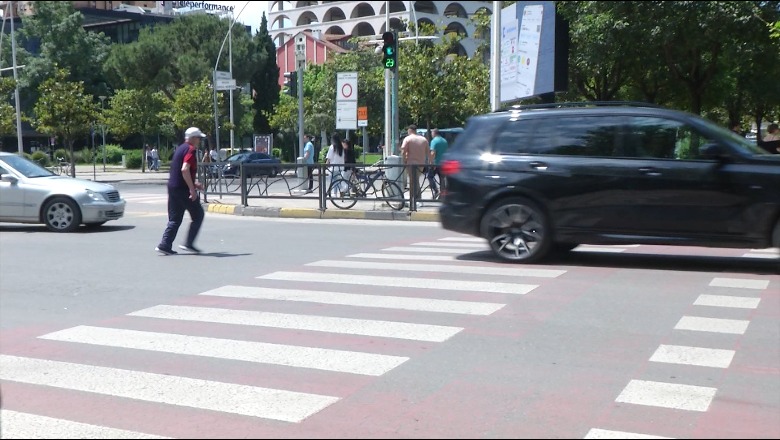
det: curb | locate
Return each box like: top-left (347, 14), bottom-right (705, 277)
top-left (204, 203), bottom-right (439, 222)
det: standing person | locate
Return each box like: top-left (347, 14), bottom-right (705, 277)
top-left (155, 127), bottom-right (207, 255)
top-left (730, 123), bottom-right (744, 137)
top-left (760, 123), bottom-right (780, 154)
top-left (144, 144), bottom-right (153, 172)
top-left (210, 147), bottom-right (219, 162)
top-left (150, 146), bottom-right (160, 171)
top-left (400, 124), bottom-right (429, 208)
top-left (325, 132), bottom-right (345, 196)
top-left (303, 134), bottom-right (316, 193)
top-left (427, 128), bottom-right (448, 199)
top-left (342, 137), bottom-right (357, 184)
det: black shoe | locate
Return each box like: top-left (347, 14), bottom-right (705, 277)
top-left (178, 244), bottom-right (202, 254)
top-left (155, 246), bottom-right (178, 255)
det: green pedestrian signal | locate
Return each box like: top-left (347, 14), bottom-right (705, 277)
top-left (382, 31), bottom-right (397, 70)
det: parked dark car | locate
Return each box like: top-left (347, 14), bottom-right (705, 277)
top-left (439, 101), bottom-right (780, 264)
top-left (222, 152), bottom-right (281, 177)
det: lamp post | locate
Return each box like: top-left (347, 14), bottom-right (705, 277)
top-left (213, 3), bottom-right (249, 154)
top-left (8, 2), bottom-right (23, 155)
top-left (99, 95), bottom-right (107, 171)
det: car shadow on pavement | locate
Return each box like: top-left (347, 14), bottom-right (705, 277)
top-left (453, 249), bottom-right (778, 275)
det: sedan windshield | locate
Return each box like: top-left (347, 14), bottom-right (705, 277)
top-left (1, 154), bottom-right (56, 178)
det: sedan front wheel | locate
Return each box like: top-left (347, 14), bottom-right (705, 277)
top-left (480, 197), bottom-right (552, 263)
top-left (42, 197), bottom-right (82, 232)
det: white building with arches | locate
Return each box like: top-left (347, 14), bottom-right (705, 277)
top-left (268, 1), bottom-right (492, 59)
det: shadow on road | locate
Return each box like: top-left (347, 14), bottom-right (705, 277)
top-left (455, 249), bottom-right (778, 275)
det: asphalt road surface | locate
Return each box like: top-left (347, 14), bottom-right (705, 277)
top-left (0, 184), bottom-right (778, 439)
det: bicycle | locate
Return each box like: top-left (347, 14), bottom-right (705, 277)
top-left (53, 157), bottom-right (72, 176)
top-left (327, 161), bottom-right (405, 211)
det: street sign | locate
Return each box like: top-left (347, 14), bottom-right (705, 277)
top-left (336, 72), bottom-right (358, 102)
top-left (357, 106), bottom-right (368, 127)
top-left (336, 101), bottom-right (357, 130)
top-left (215, 78), bottom-right (236, 90)
top-left (215, 70), bottom-right (232, 80)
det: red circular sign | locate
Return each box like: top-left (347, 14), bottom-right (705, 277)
top-left (341, 83), bottom-right (353, 99)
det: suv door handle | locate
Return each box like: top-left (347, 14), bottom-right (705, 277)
top-left (529, 161), bottom-right (548, 171)
top-left (638, 167), bottom-right (662, 176)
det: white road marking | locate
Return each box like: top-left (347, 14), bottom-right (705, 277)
top-left (307, 260), bottom-right (565, 278)
top-left (585, 428), bottom-right (672, 439)
top-left (674, 316), bottom-right (750, 335)
top-left (129, 305), bottom-right (463, 342)
top-left (572, 247), bottom-right (626, 253)
top-left (0, 410), bottom-right (170, 439)
top-left (0, 355), bottom-right (339, 423)
top-left (382, 246), bottom-right (477, 254)
top-left (40, 326), bottom-right (408, 376)
top-left (615, 379), bottom-right (716, 412)
top-left (709, 277), bottom-right (770, 290)
top-left (693, 294), bottom-right (760, 309)
top-left (202, 285), bottom-right (505, 315)
top-left (410, 241), bottom-right (487, 248)
top-left (258, 271), bottom-right (537, 295)
top-left (649, 344), bottom-right (735, 368)
top-left (437, 237), bottom-right (485, 242)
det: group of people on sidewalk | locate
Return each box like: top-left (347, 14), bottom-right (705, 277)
top-left (144, 144), bottom-right (160, 171)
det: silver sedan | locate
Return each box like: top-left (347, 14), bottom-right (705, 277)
top-left (0, 152), bottom-right (126, 232)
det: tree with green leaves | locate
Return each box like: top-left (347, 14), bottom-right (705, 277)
top-left (15, 1), bottom-right (111, 98)
top-left (163, 79), bottom-right (220, 148)
top-left (102, 89), bottom-right (168, 149)
top-left (0, 78), bottom-right (17, 137)
top-left (250, 13), bottom-right (280, 136)
top-left (103, 13), bottom-right (255, 99)
top-left (32, 68), bottom-right (97, 177)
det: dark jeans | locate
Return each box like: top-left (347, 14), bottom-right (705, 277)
top-left (427, 166), bottom-right (443, 194)
top-left (307, 165), bottom-right (314, 190)
top-left (158, 187), bottom-right (204, 250)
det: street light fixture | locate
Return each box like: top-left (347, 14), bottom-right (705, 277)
top-left (213, 3), bottom-right (249, 154)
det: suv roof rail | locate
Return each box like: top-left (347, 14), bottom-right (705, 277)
top-left (503, 101), bottom-right (662, 111)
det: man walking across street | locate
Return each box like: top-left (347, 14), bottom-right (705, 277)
top-left (427, 128), bottom-right (448, 200)
top-left (155, 127), bottom-right (206, 255)
top-left (303, 134), bottom-right (315, 193)
top-left (400, 124), bottom-right (429, 208)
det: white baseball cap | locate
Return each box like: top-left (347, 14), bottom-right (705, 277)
top-left (185, 127), bottom-right (207, 139)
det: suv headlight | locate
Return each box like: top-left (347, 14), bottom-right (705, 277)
top-left (86, 189), bottom-right (108, 202)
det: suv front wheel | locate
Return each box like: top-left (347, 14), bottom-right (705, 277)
top-left (480, 197), bottom-right (552, 263)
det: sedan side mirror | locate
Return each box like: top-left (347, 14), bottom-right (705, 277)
top-left (1, 174), bottom-right (18, 184)
top-left (699, 143), bottom-right (724, 160)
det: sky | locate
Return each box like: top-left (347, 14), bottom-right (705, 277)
top-left (208, 1), bottom-right (271, 35)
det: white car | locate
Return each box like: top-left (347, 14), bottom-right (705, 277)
top-left (0, 152), bottom-right (126, 232)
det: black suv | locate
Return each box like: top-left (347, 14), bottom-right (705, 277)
top-left (439, 102), bottom-right (780, 264)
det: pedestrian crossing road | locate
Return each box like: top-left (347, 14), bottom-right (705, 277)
top-left (1, 237), bottom-right (778, 438)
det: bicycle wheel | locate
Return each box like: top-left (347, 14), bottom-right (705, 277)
top-left (328, 178), bottom-right (358, 209)
top-left (381, 181), bottom-right (405, 211)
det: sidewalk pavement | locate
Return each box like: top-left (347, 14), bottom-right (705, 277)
top-left (74, 164), bottom-right (440, 222)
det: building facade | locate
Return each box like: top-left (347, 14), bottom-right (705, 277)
top-left (268, 1), bottom-right (492, 59)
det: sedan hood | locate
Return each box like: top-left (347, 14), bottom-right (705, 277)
top-left (32, 175), bottom-right (118, 192)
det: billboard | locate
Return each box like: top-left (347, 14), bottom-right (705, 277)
top-left (500, 1), bottom-right (566, 103)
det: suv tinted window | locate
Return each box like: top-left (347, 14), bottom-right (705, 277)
top-left (623, 116), bottom-right (715, 160)
top-left (494, 116), bottom-right (621, 156)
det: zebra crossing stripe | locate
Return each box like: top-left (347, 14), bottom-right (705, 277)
top-left (0, 355), bottom-right (339, 423)
top-left (584, 428), bottom-right (671, 439)
top-left (349, 252), bottom-right (462, 261)
top-left (436, 237), bottom-right (485, 242)
top-left (258, 272), bottom-right (537, 295)
top-left (202, 285), bottom-right (505, 315)
top-left (693, 294), bottom-right (760, 309)
top-left (307, 260), bottom-right (565, 278)
top-left (40, 326), bottom-right (409, 376)
top-left (0, 410), bottom-right (170, 439)
top-left (130, 305), bottom-right (463, 342)
top-left (382, 246), bottom-right (476, 254)
top-left (410, 241), bottom-right (487, 248)
top-left (649, 344), bottom-right (735, 368)
top-left (674, 316), bottom-right (750, 334)
top-left (709, 277), bottom-right (770, 290)
top-left (615, 379), bottom-right (716, 412)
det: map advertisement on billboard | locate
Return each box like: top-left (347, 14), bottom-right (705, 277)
top-left (500, 1), bottom-right (558, 103)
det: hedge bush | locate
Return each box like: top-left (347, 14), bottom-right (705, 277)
top-left (31, 151), bottom-right (50, 167)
